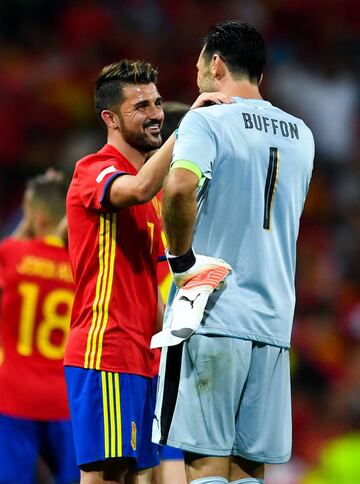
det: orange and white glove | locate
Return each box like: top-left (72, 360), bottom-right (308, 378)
top-left (151, 248), bottom-right (231, 348)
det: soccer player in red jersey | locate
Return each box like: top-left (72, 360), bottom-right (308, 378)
top-left (64, 60), bottom-right (232, 484)
top-left (0, 174), bottom-right (79, 484)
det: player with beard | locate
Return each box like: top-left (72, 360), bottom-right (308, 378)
top-left (153, 22), bottom-right (314, 484)
top-left (64, 60), bottom-right (231, 484)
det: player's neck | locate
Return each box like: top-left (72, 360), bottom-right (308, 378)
top-left (219, 79), bottom-right (263, 101)
top-left (107, 134), bottom-right (146, 171)
top-left (35, 227), bottom-right (58, 239)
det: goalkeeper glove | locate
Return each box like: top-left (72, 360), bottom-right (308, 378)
top-left (150, 248), bottom-right (231, 348)
top-left (166, 247), bottom-right (231, 288)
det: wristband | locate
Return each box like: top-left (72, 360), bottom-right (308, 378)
top-left (167, 247), bottom-right (196, 273)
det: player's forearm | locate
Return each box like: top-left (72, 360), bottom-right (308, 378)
top-left (136, 133), bottom-right (175, 197)
top-left (109, 134), bottom-right (174, 208)
top-left (163, 175), bottom-right (197, 255)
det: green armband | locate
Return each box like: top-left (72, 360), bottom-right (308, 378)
top-left (170, 160), bottom-right (203, 185)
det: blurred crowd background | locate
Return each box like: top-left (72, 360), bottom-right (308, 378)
top-left (0, 0), bottom-right (359, 482)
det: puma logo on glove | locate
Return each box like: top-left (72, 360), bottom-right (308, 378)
top-left (151, 249), bottom-right (231, 348)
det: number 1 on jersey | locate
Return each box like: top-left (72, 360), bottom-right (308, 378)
top-left (263, 147), bottom-right (280, 230)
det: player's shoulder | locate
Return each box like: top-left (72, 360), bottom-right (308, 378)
top-left (178, 104), bottom-right (231, 132)
top-left (75, 150), bottom-right (114, 173)
top-left (261, 102), bottom-right (312, 140)
top-left (0, 237), bottom-right (11, 254)
top-left (270, 103), bottom-right (311, 128)
top-left (186, 102), bottom-right (232, 121)
top-left (0, 236), bottom-right (30, 256)
top-left (185, 99), bottom-right (268, 127)
top-left (10, 237), bottom-right (68, 259)
top-left (74, 144), bottom-right (130, 175)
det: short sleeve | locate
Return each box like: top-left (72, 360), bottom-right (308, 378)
top-left (172, 110), bottom-right (217, 180)
top-left (77, 160), bottom-right (129, 211)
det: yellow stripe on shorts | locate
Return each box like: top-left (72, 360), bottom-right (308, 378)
top-left (101, 371), bottom-right (123, 458)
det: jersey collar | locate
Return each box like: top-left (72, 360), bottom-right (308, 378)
top-left (233, 97), bottom-right (272, 107)
top-left (43, 235), bottom-right (65, 248)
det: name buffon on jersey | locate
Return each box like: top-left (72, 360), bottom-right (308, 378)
top-left (242, 112), bottom-right (299, 139)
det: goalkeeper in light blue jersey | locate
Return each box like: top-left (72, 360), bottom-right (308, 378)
top-left (152, 20), bottom-right (314, 484)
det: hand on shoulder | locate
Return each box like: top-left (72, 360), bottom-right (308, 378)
top-left (190, 92), bottom-right (233, 110)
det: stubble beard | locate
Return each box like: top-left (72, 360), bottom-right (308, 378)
top-left (199, 71), bottom-right (216, 94)
top-left (119, 117), bottom-right (162, 154)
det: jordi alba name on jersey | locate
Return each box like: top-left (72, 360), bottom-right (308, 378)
top-left (171, 98), bottom-right (314, 347)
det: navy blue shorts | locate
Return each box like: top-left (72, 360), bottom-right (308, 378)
top-left (65, 367), bottom-right (160, 469)
top-left (0, 414), bottom-right (79, 484)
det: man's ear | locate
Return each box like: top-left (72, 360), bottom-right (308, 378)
top-left (100, 110), bottom-right (119, 129)
top-left (211, 54), bottom-right (226, 81)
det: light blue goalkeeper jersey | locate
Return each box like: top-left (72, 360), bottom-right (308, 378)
top-left (168, 97), bottom-right (314, 348)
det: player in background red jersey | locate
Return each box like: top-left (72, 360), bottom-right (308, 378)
top-left (0, 173), bottom-right (79, 484)
top-left (64, 59), bottom-right (232, 484)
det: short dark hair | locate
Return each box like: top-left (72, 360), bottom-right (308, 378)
top-left (95, 59), bottom-right (158, 117)
top-left (26, 173), bottom-right (68, 225)
top-left (202, 21), bottom-right (266, 84)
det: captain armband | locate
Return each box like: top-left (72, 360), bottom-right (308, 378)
top-left (170, 160), bottom-right (205, 187)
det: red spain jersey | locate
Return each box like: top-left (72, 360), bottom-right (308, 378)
top-left (64, 144), bottom-right (162, 376)
top-left (0, 236), bottom-right (74, 420)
